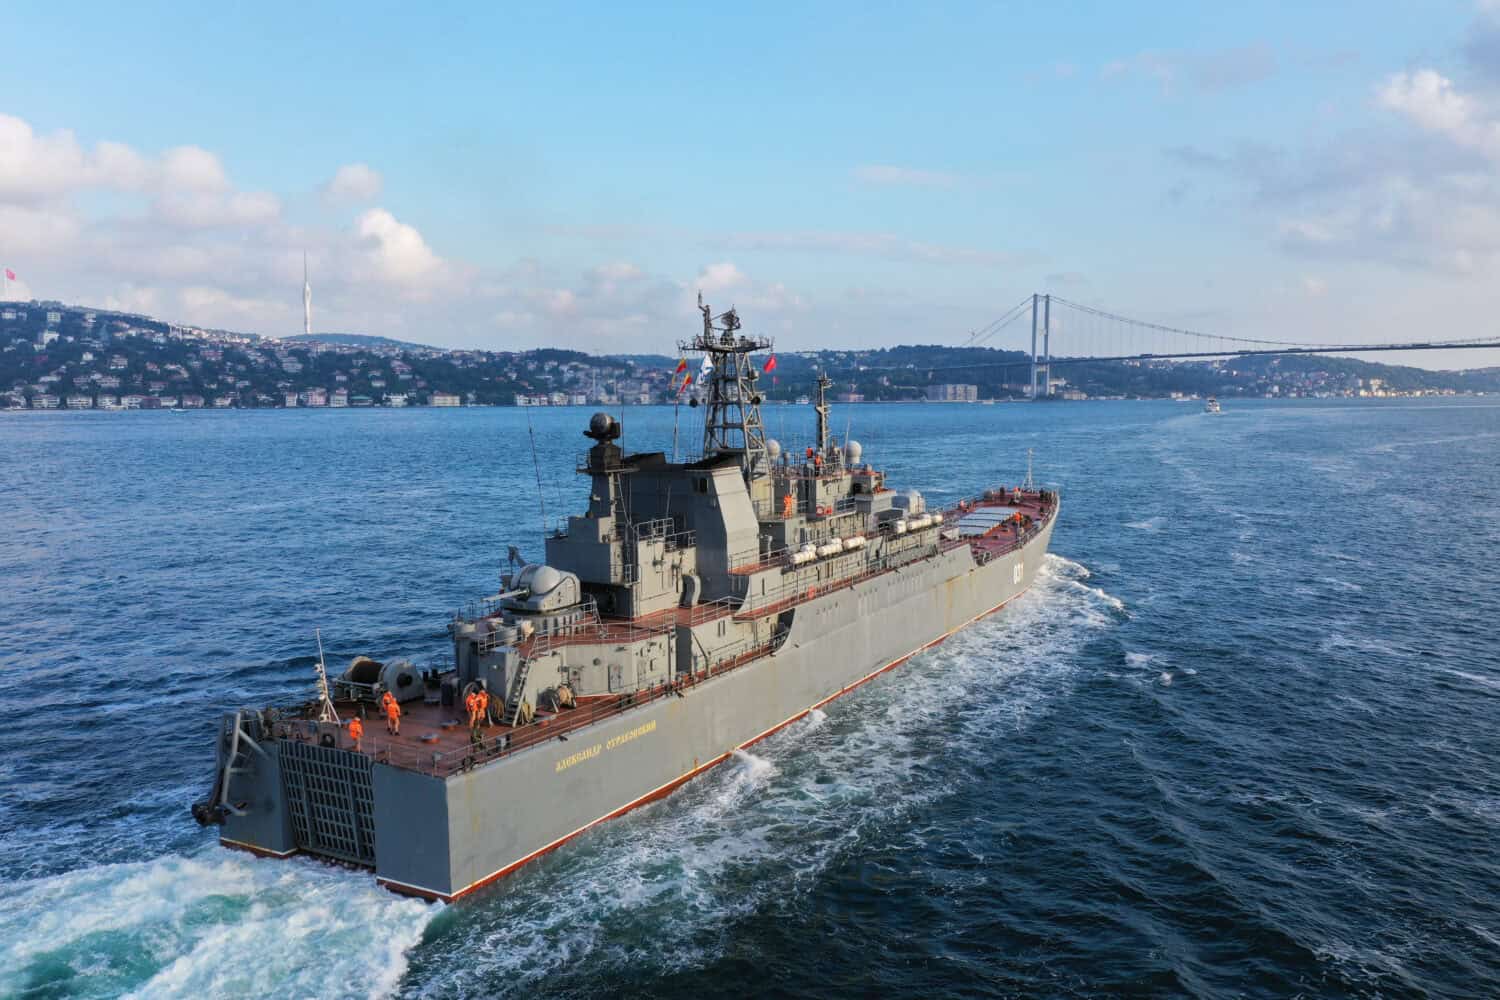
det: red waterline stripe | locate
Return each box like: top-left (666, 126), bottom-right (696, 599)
top-left (383, 583), bottom-right (1032, 904)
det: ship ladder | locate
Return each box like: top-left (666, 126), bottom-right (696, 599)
top-left (501, 658), bottom-right (535, 727)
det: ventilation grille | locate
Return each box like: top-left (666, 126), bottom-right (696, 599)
top-left (280, 739), bottom-right (376, 865)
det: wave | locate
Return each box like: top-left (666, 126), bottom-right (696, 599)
top-left (404, 552), bottom-right (1126, 994)
top-left (0, 852), bottom-right (436, 999)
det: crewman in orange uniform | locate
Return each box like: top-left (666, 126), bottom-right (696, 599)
top-left (348, 715), bottom-right (364, 751)
top-left (380, 689), bottom-right (396, 718)
top-left (384, 695), bottom-right (401, 736)
top-left (464, 689), bottom-right (479, 729)
top-left (476, 689), bottom-right (490, 729)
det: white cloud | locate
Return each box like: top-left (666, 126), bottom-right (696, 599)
top-left (0, 114), bottom-right (149, 201)
top-left (324, 163), bottom-right (383, 202)
top-left (160, 145), bottom-right (230, 193)
top-left (356, 208), bottom-right (444, 283)
top-left (155, 189), bottom-right (282, 229)
top-left (1377, 69), bottom-right (1500, 159)
top-left (696, 261), bottom-right (747, 293)
top-left (0, 202), bottom-right (83, 252)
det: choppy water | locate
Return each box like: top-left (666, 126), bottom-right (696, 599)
top-left (2, 399), bottom-right (1499, 999)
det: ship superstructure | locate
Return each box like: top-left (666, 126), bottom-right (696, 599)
top-left (195, 303), bottom-right (1059, 901)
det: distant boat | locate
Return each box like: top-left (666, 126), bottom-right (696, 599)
top-left (1204, 397), bottom-right (1221, 414)
top-left (169, 407), bottom-right (186, 414)
top-left (795, 395), bottom-right (810, 406)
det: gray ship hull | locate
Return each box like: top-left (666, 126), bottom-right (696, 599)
top-left (219, 513), bottom-right (1056, 901)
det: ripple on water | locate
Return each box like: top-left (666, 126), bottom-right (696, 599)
top-left (401, 554), bottom-right (1126, 996)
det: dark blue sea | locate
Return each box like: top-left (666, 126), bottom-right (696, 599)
top-left (2, 399), bottom-right (1499, 999)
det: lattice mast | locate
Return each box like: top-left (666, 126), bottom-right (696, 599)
top-left (813, 371), bottom-right (833, 455)
top-left (682, 294), bottom-right (773, 481)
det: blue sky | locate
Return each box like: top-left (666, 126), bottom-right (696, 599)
top-left (3, 1), bottom-right (1500, 367)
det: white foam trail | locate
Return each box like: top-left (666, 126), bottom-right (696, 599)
top-left (1447, 669), bottom-right (1500, 693)
top-left (1124, 651), bottom-right (1153, 667)
top-left (410, 550), bottom-right (1127, 990)
top-left (1158, 672), bottom-right (1174, 687)
top-left (1124, 516), bottom-right (1164, 532)
top-left (0, 852), bottom-right (436, 999)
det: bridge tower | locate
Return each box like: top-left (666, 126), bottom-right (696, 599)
top-left (1029, 294), bottom-right (1039, 399)
top-left (1028, 293), bottom-right (1053, 400)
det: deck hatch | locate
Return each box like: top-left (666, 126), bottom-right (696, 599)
top-left (280, 739), bottom-right (376, 865)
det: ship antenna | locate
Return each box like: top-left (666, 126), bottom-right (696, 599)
top-left (1022, 448), bottom-right (1036, 492)
top-left (314, 628), bottom-right (339, 723)
top-left (524, 404), bottom-right (549, 538)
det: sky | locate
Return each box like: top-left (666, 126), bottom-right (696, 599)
top-left (3, 1), bottom-right (1500, 368)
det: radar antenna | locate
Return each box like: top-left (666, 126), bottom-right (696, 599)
top-left (681, 296), bottom-right (773, 480)
top-left (314, 628), bottom-right (339, 724)
top-left (814, 372), bottom-right (833, 456)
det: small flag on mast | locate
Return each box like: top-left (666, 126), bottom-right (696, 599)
top-left (699, 355), bottom-right (714, 379)
top-left (674, 357), bottom-right (687, 373)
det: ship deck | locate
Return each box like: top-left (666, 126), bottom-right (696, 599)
top-left (285, 692), bottom-right (640, 771)
top-left (278, 488), bottom-right (1056, 778)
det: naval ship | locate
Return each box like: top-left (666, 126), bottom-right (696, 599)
top-left (193, 302), bottom-right (1059, 901)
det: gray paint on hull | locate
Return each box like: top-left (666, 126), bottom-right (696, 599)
top-left (375, 518), bottom-right (1056, 898)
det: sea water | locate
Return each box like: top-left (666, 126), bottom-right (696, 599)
top-left (2, 399), bottom-right (1498, 998)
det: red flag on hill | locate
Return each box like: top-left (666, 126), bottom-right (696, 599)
top-left (763, 354), bottom-right (777, 373)
top-left (3, 268), bottom-right (14, 281)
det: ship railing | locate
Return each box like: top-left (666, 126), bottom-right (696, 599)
top-left (630, 517), bottom-right (696, 553)
top-left (735, 542), bottom-right (938, 619)
top-left (416, 626), bottom-right (791, 777)
top-left (681, 596), bottom-right (738, 627)
top-left (472, 598), bottom-right (610, 656)
top-left (751, 496), bottom-right (817, 520)
top-left (454, 593), bottom-right (507, 624)
top-left (573, 450), bottom-right (632, 474)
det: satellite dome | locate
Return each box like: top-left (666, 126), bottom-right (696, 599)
top-left (579, 410), bottom-right (615, 440)
top-left (766, 438), bottom-right (782, 460)
top-left (844, 440), bottom-right (863, 464)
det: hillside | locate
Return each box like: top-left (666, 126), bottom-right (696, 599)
top-left (284, 332), bottom-right (448, 352)
top-left (3, 298), bottom-right (1497, 409)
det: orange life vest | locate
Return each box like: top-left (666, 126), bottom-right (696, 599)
top-left (385, 700), bottom-right (401, 719)
top-left (348, 718), bottom-right (363, 739)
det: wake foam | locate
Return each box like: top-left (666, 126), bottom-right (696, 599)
top-left (1, 552), bottom-right (1126, 997)
top-left (0, 852), bottom-right (435, 999)
top-left (408, 550), bottom-right (1127, 990)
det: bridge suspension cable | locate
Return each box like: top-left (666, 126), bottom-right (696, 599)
top-left (960, 296), bottom-right (1034, 347)
top-left (1047, 296), bottom-right (1336, 350)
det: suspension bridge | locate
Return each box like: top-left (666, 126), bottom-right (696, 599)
top-left (954, 294), bottom-right (1500, 399)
